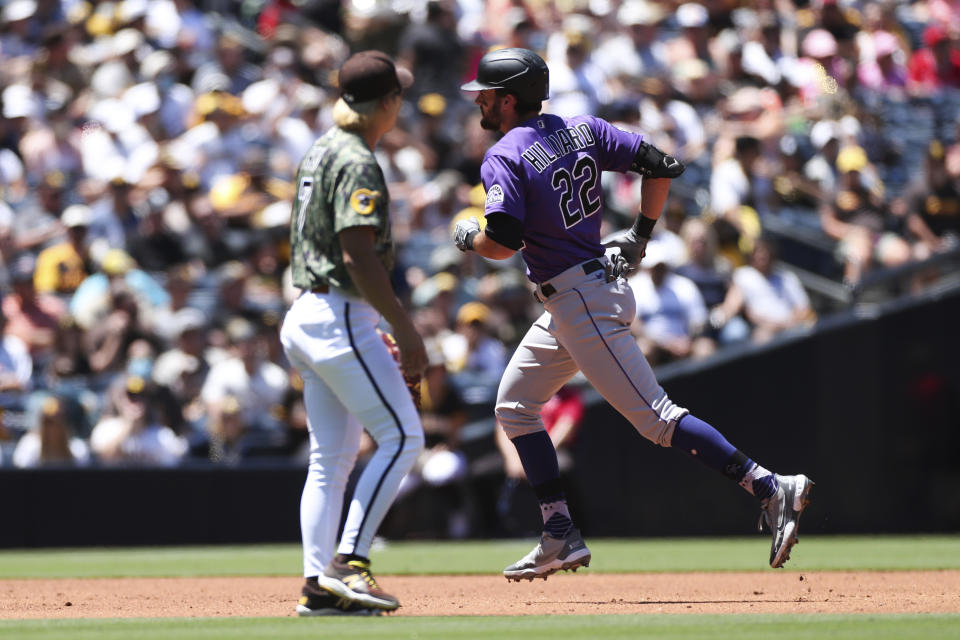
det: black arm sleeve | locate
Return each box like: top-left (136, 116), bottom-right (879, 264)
top-left (483, 212), bottom-right (524, 250)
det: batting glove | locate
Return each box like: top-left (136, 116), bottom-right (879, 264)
top-left (605, 249), bottom-right (634, 280)
top-left (454, 217), bottom-right (481, 252)
top-left (602, 228), bottom-right (648, 268)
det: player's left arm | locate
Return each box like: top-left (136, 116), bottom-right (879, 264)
top-left (639, 177), bottom-right (672, 224)
top-left (604, 139), bottom-right (685, 269)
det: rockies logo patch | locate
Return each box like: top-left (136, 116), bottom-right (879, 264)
top-left (485, 184), bottom-right (504, 210)
top-left (350, 188), bottom-right (380, 215)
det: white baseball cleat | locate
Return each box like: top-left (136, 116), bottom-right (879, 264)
top-left (504, 527), bottom-right (592, 582)
top-left (759, 474), bottom-right (814, 568)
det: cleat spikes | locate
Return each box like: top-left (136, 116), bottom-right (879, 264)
top-left (503, 528), bottom-right (591, 581)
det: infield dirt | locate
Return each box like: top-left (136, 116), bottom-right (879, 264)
top-left (2, 571), bottom-right (959, 618)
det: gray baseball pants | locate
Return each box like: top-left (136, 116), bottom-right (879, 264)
top-left (496, 257), bottom-right (688, 445)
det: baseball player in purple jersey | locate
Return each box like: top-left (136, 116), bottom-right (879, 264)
top-left (280, 51), bottom-right (426, 615)
top-left (454, 48), bottom-right (813, 580)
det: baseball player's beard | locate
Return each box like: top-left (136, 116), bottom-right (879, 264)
top-left (479, 103), bottom-right (502, 131)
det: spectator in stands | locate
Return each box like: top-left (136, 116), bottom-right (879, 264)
top-left (45, 314), bottom-right (91, 384)
top-left (545, 15), bottom-right (608, 118)
top-left (770, 134), bottom-right (824, 231)
top-left (192, 32), bottom-right (261, 97)
top-left (187, 394), bottom-right (268, 464)
top-left (738, 11), bottom-right (790, 89)
top-left (899, 140), bottom-right (960, 259)
top-left (0, 299), bottom-right (33, 405)
top-left (629, 242), bottom-right (715, 365)
top-left (208, 146), bottom-right (292, 229)
top-left (665, 2), bottom-right (714, 71)
top-left (709, 135), bottom-right (767, 266)
top-left (11, 395), bottom-right (91, 468)
top-left (443, 302), bottom-right (507, 408)
top-left (810, 0), bottom-right (860, 52)
top-left (804, 120), bottom-right (843, 198)
top-left (70, 248), bottom-right (170, 332)
top-left (87, 176), bottom-right (138, 254)
top-left (89, 374), bottom-right (186, 466)
top-left (675, 218), bottom-right (751, 347)
top-left (2, 253), bottom-right (66, 365)
top-left (907, 24), bottom-right (960, 94)
top-left (819, 145), bottom-right (912, 284)
top-left (83, 281), bottom-right (159, 377)
top-left (34, 203), bottom-right (92, 295)
top-left (153, 307), bottom-right (211, 388)
top-left (397, 0), bottom-right (465, 101)
top-left (0, 0), bottom-right (40, 58)
top-left (720, 236), bottom-right (816, 344)
top-left (594, 0), bottom-right (669, 87)
top-left (638, 76), bottom-right (708, 170)
top-left (397, 337), bottom-right (471, 538)
top-left (149, 263), bottom-right (200, 344)
top-left (200, 316), bottom-right (289, 440)
top-left (126, 188), bottom-right (187, 272)
top-left (0, 202), bottom-right (13, 277)
top-left (419, 337), bottom-right (468, 454)
top-left (7, 170), bottom-right (68, 254)
top-left (799, 27), bottom-right (849, 93)
top-left (858, 31), bottom-right (909, 94)
top-left (210, 260), bottom-right (258, 330)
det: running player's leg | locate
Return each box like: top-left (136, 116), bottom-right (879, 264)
top-left (554, 278), bottom-right (778, 489)
top-left (496, 314), bottom-right (590, 579)
top-left (550, 278), bottom-right (684, 444)
top-left (556, 277), bottom-right (811, 566)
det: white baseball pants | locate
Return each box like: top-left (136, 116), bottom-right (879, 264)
top-left (280, 288), bottom-right (424, 578)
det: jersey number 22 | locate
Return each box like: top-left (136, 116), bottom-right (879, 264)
top-left (552, 155), bottom-right (600, 229)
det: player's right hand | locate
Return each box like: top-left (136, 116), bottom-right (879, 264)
top-left (453, 217), bottom-right (481, 251)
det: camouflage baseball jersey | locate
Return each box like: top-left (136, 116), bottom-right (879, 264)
top-left (289, 127), bottom-right (394, 297)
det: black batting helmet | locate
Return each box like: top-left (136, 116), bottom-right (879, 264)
top-left (461, 47), bottom-right (549, 104)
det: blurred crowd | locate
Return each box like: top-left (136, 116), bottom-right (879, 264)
top-left (1, 0), bottom-right (959, 476)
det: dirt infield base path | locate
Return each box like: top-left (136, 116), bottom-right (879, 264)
top-left (3, 572), bottom-right (960, 618)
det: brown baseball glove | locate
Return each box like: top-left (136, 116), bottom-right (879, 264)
top-left (379, 329), bottom-right (422, 410)
top-left (404, 374), bottom-right (422, 411)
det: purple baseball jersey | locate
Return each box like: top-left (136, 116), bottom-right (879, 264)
top-left (480, 113), bottom-right (643, 283)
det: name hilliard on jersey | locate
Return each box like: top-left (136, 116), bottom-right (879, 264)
top-left (520, 120), bottom-right (598, 174)
top-left (480, 113), bottom-right (641, 283)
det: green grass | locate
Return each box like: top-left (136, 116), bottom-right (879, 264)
top-left (1, 535), bottom-right (959, 579)
top-left (1, 615), bottom-right (959, 640)
top-left (1, 537), bottom-right (958, 639)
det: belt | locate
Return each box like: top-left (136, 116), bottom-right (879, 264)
top-left (310, 284), bottom-right (329, 294)
top-left (539, 259), bottom-right (605, 298)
